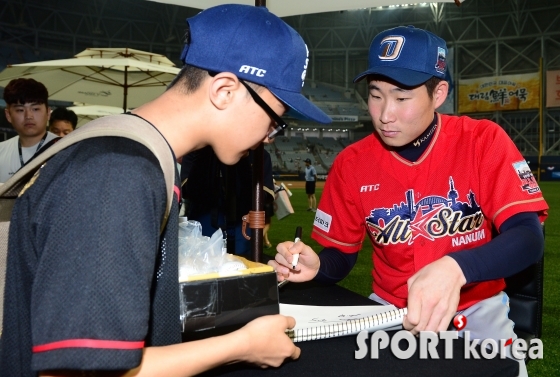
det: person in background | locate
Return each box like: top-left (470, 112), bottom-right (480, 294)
top-left (182, 147), bottom-right (275, 256)
top-left (304, 157), bottom-right (317, 212)
top-left (0, 78), bottom-right (58, 183)
top-left (269, 26), bottom-right (547, 377)
top-left (48, 107), bottom-right (78, 137)
top-left (0, 5), bottom-right (331, 376)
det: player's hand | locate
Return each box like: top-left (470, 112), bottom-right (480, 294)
top-left (235, 315), bottom-right (300, 368)
top-left (403, 256), bottom-right (466, 335)
top-left (267, 240), bottom-right (320, 283)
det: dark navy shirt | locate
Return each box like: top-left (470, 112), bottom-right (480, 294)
top-left (0, 137), bottom-right (181, 375)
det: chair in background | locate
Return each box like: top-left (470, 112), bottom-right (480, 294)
top-left (504, 225), bottom-right (545, 362)
top-left (505, 257), bottom-right (544, 341)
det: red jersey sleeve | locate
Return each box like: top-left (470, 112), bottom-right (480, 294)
top-left (474, 119), bottom-right (548, 229)
top-left (312, 147), bottom-right (365, 253)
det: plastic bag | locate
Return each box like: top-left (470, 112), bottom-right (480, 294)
top-left (178, 219), bottom-right (246, 281)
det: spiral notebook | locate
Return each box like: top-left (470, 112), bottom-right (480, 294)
top-left (280, 303), bottom-right (407, 342)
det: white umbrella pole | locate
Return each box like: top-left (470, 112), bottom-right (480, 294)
top-left (123, 65), bottom-right (128, 111)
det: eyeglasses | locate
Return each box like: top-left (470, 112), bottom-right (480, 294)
top-left (239, 80), bottom-right (288, 140)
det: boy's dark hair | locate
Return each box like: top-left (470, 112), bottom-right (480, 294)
top-left (49, 107), bottom-right (78, 129)
top-left (3, 78), bottom-right (49, 106)
top-left (168, 64), bottom-right (210, 94)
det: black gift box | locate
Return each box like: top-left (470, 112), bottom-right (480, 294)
top-left (180, 258), bottom-right (279, 341)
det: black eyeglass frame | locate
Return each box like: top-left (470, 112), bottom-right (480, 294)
top-left (239, 80), bottom-right (288, 139)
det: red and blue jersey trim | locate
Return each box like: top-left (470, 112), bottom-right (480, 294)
top-left (33, 339), bottom-right (145, 353)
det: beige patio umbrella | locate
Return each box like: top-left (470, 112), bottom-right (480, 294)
top-left (0, 48), bottom-right (180, 111)
top-left (147, 0), bottom-right (465, 17)
top-left (67, 104), bottom-right (129, 128)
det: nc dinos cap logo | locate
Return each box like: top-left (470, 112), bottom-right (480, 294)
top-left (366, 176), bottom-right (485, 246)
top-left (379, 36), bottom-right (405, 61)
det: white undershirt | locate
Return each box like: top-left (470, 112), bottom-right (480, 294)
top-left (0, 132), bottom-right (58, 183)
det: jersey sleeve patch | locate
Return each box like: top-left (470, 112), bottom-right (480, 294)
top-left (512, 160), bottom-right (541, 194)
top-left (313, 208), bottom-right (332, 233)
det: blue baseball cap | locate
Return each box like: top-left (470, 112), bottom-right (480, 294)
top-left (353, 26), bottom-right (447, 86)
top-left (180, 4), bottom-right (331, 124)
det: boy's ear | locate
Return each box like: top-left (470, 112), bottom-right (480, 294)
top-left (433, 80), bottom-right (449, 109)
top-left (208, 72), bottom-right (242, 110)
top-left (4, 107), bottom-right (12, 124)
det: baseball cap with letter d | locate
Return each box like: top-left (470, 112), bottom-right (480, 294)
top-left (180, 4), bottom-right (331, 125)
top-left (353, 25), bottom-right (447, 87)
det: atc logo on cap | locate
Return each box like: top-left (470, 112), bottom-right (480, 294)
top-left (180, 4), bottom-right (331, 125)
top-left (354, 26), bottom-right (447, 87)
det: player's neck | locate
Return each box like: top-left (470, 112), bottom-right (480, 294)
top-left (394, 113), bottom-right (438, 162)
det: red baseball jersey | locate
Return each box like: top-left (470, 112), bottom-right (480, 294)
top-left (312, 113), bottom-right (549, 311)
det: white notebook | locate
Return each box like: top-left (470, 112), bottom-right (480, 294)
top-left (280, 303), bottom-right (407, 342)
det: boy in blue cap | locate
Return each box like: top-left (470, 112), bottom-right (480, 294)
top-left (0, 4), bottom-right (330, 376)
top-left (270, 26), bottom-right (546, 376)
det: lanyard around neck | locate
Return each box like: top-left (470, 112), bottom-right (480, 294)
top-left (18, 132), bottom-right (48, 167)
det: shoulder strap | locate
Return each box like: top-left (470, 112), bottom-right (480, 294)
top-left (0, 114), bottom-right (175, 337)
top-left (0, 114), bottom-right (176, 232)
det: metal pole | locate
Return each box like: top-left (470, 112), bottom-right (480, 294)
top-left (123, 65), bottom-right (128, 111)
top-left (250, 0), bottom-right (266, 262)
top-left (251, 144), bottom-right (264, 262)
top-left (538, 57), bottom-right (543, 181)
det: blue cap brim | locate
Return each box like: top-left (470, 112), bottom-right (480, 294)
top-left (353, 66), bottom-right (433, 87)
top-left (269, 87), bottom-right (332, 124)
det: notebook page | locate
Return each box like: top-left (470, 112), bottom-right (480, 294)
top-left (280, 303), bottom-right (407, 342)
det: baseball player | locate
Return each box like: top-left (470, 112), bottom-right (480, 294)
top-left (269, 26), bottom-right (548, 376)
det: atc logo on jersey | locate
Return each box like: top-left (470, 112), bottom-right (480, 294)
top-left (512, 160), bottom-right (541, 194)
top-left (365, 177), bottom-right (484, 245)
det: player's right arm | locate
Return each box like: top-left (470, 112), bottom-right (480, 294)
top-left (269, 239), bottom-right (321, 282)
top-left (269, 241), bottom-right (358, 284)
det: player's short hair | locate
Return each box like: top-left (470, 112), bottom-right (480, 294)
top-left (3, 78), bottom-right (49, 106)
top-left (49, 107), bottom-right (78, 129)
top-left (424, 77), bottom-right (443, 100)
